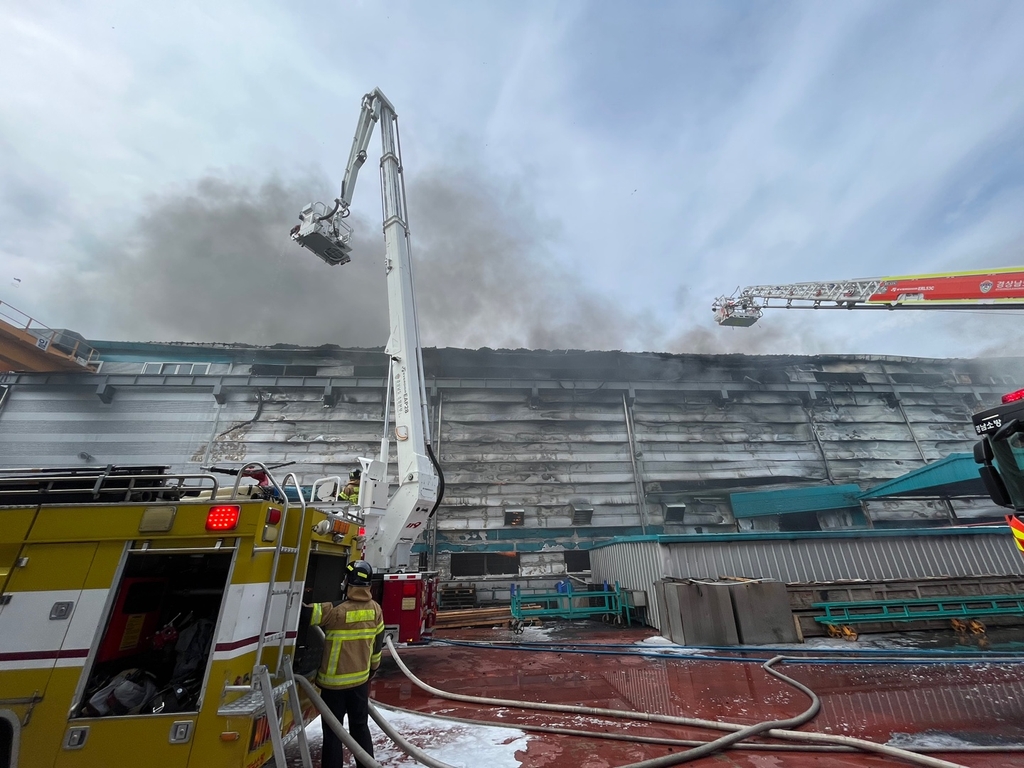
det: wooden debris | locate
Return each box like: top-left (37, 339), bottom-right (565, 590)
top-left (434, 605), bottom-right (542, 630)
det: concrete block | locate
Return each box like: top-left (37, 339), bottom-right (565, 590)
top-left (728, 581), bottom-right (799, 644)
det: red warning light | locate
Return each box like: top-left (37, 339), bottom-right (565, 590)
top-left (1002, 389), bottom-right (1024, 404)
top-left (359, 527), bottom-right (366, 536)
top-left (206, 505), bottom-right (241, 531)
top-left (266, 508), bottom-right (282, 525)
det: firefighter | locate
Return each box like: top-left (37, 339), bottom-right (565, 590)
top-left (308, 559), bottom-right (384, 768)
top-left (340, 468), bottom-right (361, 504)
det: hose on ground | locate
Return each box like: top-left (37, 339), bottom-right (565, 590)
top-left (449, 638), bottom-right (1024, 658)
top-left (385, 637), bottom-right (968, 768)
top-left (372, 700), bottom-right (1024, 754)
top-left (433, 638), bottom-right (1024, 665)
top-left (372, 700), bottom-right (852, 752)
top-left (367, 700), bottom-right (459, 768)
top-left (597, 655), bottom-right (820, 767)
top-left (294, 675), bottom-right (383, 768)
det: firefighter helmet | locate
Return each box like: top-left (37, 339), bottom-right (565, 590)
top-left (346, 559), bottom-right (373, 587)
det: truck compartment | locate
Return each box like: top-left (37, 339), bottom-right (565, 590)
top-left (74, 551), bottom-right (232, 717)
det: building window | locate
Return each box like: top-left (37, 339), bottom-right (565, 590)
top-left (777, 511), bottom-right (822, 532)
top-left (143, 362), bottom-right (210, 375)
top-left (813, 371), bottom-right (866, 385)
top-left (504, 509), bottom-right (525, 526)
top-left (250, 364), bottom-right (319, 376)
top-left (889, 373), bottom-right (948, 386)
top-left (564, 550), bottom-right (591, 572)
top-left (450, 552), bottom-right (520, 577)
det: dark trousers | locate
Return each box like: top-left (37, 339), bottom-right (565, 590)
top-left (319, 682), bottom-right (373, 768)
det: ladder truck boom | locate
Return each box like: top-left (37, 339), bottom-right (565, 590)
top-left (292, 88), bottom-right (440, 572)
top-left (713, 266), bottom-right (1024, 327)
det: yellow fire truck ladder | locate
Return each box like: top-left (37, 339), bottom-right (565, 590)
top-left (220, 464), bottom-right (313, 768)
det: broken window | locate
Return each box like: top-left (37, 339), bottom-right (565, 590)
top-left (450, 552), bottom-right (520, 577)
top-left (777, 511), bottom-right (822, 532)
top-left (250, 364), bottom-right (319, 376)
top-left (504, 509), bottom-right (525, 526)
top-left (563, 550), bottom-right (591, 572)
top-left (813, 371), bottom-right (866, 385)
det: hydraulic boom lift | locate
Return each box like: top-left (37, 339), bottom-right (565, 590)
top-left (292, 88), bottom-right (441, 574)
top-left (713, 267), bottom-right (1024, 327)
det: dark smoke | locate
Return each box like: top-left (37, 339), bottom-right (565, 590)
top-left (59, 174), bottom-right (389, 346)
top-left (57, 169), bottom-right (825, 354)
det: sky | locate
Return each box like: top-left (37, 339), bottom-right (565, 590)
top-left (2, 1), bottom-right (1024, 358)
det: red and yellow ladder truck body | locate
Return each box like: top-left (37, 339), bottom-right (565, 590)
top-left (0, 464), bottom-right (361, 768)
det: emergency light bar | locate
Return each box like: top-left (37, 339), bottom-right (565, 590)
top-left (1002, 388), bottom-right (1024, 404)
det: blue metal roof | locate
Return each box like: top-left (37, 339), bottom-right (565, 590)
top-left (858, 453), bottom-right (985, 499)
top-left (729, 484), bottom-right (863, 518)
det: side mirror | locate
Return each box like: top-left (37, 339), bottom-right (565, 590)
top-left (974, 439), bottom-right (994, 464)
top-left (979, 466), bottom-right (1013, 508)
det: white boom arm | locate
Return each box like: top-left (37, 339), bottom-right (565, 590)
top-left (293, 89), bottom-right (439, 571)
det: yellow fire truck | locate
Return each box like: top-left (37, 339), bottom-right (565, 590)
top-left (0, 462), bottom-right (362, 768)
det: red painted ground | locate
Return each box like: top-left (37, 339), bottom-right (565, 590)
top-left (285, 622), bottom-right (1024, 766)
top-left (362, 622), bottom-right (1024, 768)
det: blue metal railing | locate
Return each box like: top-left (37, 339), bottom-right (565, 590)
top-left (813, 594), bottom-right (1024, 625)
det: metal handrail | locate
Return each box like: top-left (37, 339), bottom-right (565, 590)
top-left (0, 299), bottom-right (99, 364)
top-left (0, 471), bottom-right (219, 500)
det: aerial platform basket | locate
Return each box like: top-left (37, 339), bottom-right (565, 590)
top-left (509, 580), bottom-right (633, 633)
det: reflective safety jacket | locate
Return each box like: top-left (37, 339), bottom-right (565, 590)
top-left (339, 482), bottom-right (360, 504)
top-left (310, 585), bottom-right (385, 690)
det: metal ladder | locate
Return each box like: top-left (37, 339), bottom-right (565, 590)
top-left (231, 464), bottom-right (314, 768)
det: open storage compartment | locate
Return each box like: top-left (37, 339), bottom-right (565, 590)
top-left (74, 550), bottom-right (233, 717)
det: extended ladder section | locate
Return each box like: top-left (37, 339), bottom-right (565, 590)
top-left (713, 267), bottom-right (1024, 326)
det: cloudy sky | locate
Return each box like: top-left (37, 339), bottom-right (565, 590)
top-left (2, 1), bottom-right (1023, 357)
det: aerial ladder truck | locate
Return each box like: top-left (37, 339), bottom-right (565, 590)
top-left (972, 388), bottom-right (1024, 558)
top-left (0, 89), bottom-right (440, 768)
top-left (712, 266), bottom-right (1024, 326)
top-left (711, 265), bottom-right (1024, 559)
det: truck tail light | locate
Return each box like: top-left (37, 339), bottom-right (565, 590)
top-left (206, 505), bottom-right (241, 531)
top-left (266, 508), bottom-right (282, 525)
top-left (359, 527), bottom-right (366, 536)
top-left (1002, 388), bottom-right (1024, 404)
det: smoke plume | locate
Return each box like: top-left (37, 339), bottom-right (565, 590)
top-left (56, 169), bottom-right (826, 354)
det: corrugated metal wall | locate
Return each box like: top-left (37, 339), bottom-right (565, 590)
top-left (660, 532), bottom-right (1024, 583)
top-left (591, 531), bottom-right (1024, 631)
top-left (590, 539), bottom-right (665, 628)
top-left (0, 388), bottom-right (224, 470)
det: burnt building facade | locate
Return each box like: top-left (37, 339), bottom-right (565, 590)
top-left (0, 342), bottom-right (1020, 594)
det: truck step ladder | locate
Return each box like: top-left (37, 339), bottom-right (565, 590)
top-left (224, 464), bottom-right (314, 768)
